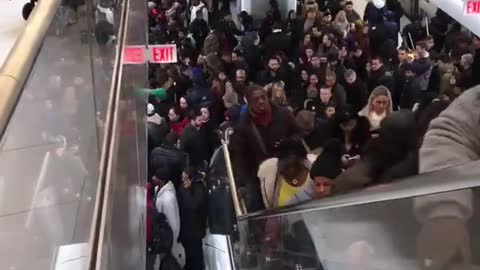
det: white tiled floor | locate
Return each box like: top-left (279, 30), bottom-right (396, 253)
top-left (0, 0), bottom-right (26, 66)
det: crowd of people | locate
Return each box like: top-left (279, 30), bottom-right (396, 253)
top-left (144, 0), bottom-right (480, 269)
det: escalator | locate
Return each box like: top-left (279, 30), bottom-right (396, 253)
top-left (235, 162), bottom-right (480, 270)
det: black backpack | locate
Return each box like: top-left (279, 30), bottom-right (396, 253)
top-left (151, 211), bottom-right (174, 254)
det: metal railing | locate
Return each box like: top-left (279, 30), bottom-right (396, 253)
top-left (238, 160), bottom-right (480, 221)
top-left (0, 0), bottom-right (61, 139)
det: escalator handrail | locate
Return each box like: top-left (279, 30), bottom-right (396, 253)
top-left (0, 0), bottom-right (61, 139)
top-left (238, 160), bottom-right (480, 221)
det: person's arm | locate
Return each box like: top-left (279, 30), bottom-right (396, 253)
top-left (414, 88), bottom-right (480, 268)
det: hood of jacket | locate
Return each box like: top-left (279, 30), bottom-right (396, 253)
top-left (157, 181), bottom-right (176, 198)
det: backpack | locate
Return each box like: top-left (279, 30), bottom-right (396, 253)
top-left (151, 211), bottom-right (174, 254)
top-left (159, 253), bottom-right (182, 270)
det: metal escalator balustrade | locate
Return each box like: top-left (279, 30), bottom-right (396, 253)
top-left (0, 0), bottom-right (123, 269)
top-left (235, 161), bottom-right (480, 270)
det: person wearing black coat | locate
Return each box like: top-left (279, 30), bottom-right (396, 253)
top-left (177, 167), bottom-right (208, 270)
top-left (472, 36), bottom-right (480, 87)
top-left (264, 22), bottom-right (292, 59)
top-left (368, 56), bottom-right (395, 103)
top-left (344, 69), bottom-right (368, 112)
top-left (150, 132), bottom-right (187, 187)
top-left (399, 63), bottom-right (423, 110)
top-left (230, 85), bottom-right (300, 212)
top-left (180, 108), bottom-right (210, 167)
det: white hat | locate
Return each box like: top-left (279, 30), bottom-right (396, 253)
top-left (373, 0), bottom-right (385, 9)
top-left (147, 103), bottom-right (155, 115)
top-left (148, 1), bottom-right (156, 9)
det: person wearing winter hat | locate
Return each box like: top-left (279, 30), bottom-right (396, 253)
top-left (310, 139), bottom-right (344, 198)
top-left (147, 103), bottom-right (164, 126)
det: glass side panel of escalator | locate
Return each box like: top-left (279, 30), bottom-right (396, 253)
top-left (0, 1), bottom-right (120, 269)
top-left (237, 187), bottom-right (480, 270)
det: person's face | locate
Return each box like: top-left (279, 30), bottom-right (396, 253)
top-left (289, 12), bottom-right (296, 20)
top-left (426, 39), bottom-right (434, 50)
top-left (268, 59), bottom-right (280, 72)
top-left (398, 49), bottom-right (407, 63)
top-left (307, 11), bottom-right (316, 19)
top-left (320, 88), bottom-right (332, 103)
top-left (340, 119), bottom-right (357, 132)
top-left (301, 70), bottom-right (309, 81)
top-left (249, 89), bottom-right (268, 113)
top-left (415, 45), bottom-right (426, 56)
top-left (232, 52), bottom-right (239, 62)
top-left (180, 98), bottom-right (188, 109)
top-left (304, 34), bottom-right (311, 44)
top-left (218, 72), bottom-right (227, 81)
top-left (193, 115), bottom-right (204, 127)
top-left (405, 70), bottom-right (414, 78)
top-left (305, 48), bottom-right (314, 58)
top-left (325, 106), bottom-right (336, 118)
top-left (371, 60), bottom-right (382, 71)
top-left (345, 75), bottom-right (355, 84)
top-left (323, 14), bottom-right (332, 23)
top-left (339, 47), bottom-right (348, 58)
top-left (326, 76), bottom-right (336, 87)
top-left (309, 74), bottom-right (319, 85)
top-left (168, 109), bottom-right (179, 122)
top-left (322, 35), bottom-right (331, 46)
top-left (313, 176), bottom-right (333, 198)
top-left (311, 57), bottom-right (320, 67)
top-left (222, 53), bottom-right (232, 63)
top-left (200, 107), bottom-right (210, 121)
top-left (236, 70), bottom-right (246, 83)
top-left (345, 4), bottom-right (353, 12)
top-left (152, 175), bottom-right (163, 186)
top-left (272, 86), bottom-right (284, 98)
top-left (278, 156), bottom-right (303, 181)
top-left (371, 95), bottom-right (389, 114)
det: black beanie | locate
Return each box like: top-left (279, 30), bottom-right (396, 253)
top-left (310, 139), bottom-right (343, 179)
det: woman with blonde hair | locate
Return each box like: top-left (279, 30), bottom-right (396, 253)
top-left (358, 86), bottom-right (393, 130)
top-left (333, 10), bottom-right (350, 37)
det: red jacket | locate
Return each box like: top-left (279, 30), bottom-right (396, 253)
top-left (170, 117), bottom-right (189, 136)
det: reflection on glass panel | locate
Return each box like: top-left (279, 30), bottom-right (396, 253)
top-left (0, 0), bottom-right (119, 269)
top-left (238, 188), bottom-right (480, 270)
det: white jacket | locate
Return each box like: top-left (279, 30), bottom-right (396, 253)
top-left (155, 181), bottom-right (180, 242)
top-left (190, 2), bottom-right (208, 24)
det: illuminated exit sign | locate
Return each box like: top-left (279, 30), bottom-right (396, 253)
top-left (149, 45), bottom-right (178, 63)
top-left (465, 0), bottom-right (480, 15)
top-left (122, 44), bottom-right (178, 64)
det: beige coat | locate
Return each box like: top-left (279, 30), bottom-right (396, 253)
top-left (257, 154), bottom-right (318, 209)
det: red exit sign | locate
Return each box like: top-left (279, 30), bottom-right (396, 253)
top-left (122, 44), bottom-right (178, 64)
top-left (465, 0), bottom-right (480, 15)
top-left (123, 46), bottom-right (146, 64)
top-left (149, 45), bottom-right (177, 63)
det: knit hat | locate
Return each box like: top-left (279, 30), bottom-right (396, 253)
top-left (310, 139), bottom-right (343, 179)
top-left (147, 103), bottom-right (155, 116)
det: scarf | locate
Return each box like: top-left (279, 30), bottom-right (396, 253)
top-left (249, 103), bottom-right (272, 127)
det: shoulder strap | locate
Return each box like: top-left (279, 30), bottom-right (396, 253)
top-left (250, 122), bottom-right (269, 156)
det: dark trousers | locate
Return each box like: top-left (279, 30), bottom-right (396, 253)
top-left (182, 239), bottom-right (204, 270)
